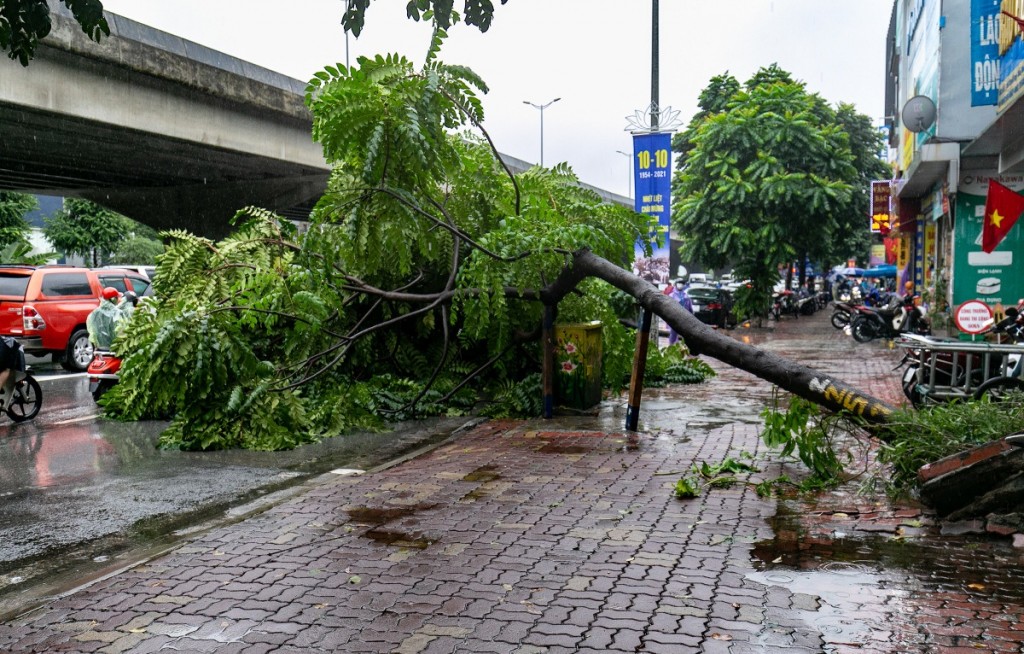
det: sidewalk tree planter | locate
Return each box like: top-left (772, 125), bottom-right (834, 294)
top-left (553, 322), bottom-right (603, 411)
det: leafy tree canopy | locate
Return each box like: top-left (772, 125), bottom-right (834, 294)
top-left (100, 47), bottom-right (714, 450)
top-left (108, 234), bottom-right (164, 265)
top-left (672, 64), bottom-right (884, 319)
top-left (0, 191), bottom-right (36, 250)
top-left (43, 198), bottom-right (139, 266)
top-left (0, 0), bottom-right (107, 65)
top-left (342, 0), bottom-right (508, 37)
top-left (3, 0), bottom-right (507, 64)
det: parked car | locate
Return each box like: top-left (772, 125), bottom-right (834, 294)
top-left (101, 264), bottom-right (156, 280)
top-left (687, 283), bottom-right (737, 329)
top-left (0, 265), bottom-right (152, 371)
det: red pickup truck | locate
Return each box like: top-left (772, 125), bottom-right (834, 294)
top-left (0, 266), bottom-right (152, 371)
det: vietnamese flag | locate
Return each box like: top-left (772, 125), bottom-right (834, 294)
top-left (982, 179), bottom-right (1024, 253)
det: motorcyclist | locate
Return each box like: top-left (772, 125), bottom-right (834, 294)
top-left (118, 291), bottom-right (139, 321)
top-left (87, 287), bottom-right (124, 351)
top-left (0, 335), bottom-right (26, 408)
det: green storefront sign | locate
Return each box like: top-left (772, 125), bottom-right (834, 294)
top-left (954, 174), bottom-right (1024, 309)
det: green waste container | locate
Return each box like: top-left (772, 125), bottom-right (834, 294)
top-left (554, 321), bottom-right (603, 410)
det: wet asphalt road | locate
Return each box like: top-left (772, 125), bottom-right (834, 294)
top-left (0, 368), bottom-right (478, 614)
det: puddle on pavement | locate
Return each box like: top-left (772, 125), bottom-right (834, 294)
top-left (461, 465), bottom-right (501, 482)
top-left (364, 529), bottom-right (434, 549)
top-left (345, 503), bottom-right (438, 525)
top-left (748, 500), bottom-right (1024, 645)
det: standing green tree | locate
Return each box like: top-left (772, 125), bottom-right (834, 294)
top-left (673, 65), bottom-right (859, 321)
top-left (107, 235), bottom-right (164, 265)
top-left (43, 198), bottom-right (136, 266)
top-left (0, 191), bottom-right (36, 250)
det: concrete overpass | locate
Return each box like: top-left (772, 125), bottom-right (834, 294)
top-left (0, 8), bottom-right (629, 238)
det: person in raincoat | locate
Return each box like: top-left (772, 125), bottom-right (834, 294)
top-left (87, 287), bottom-right (124, 351)
top-left (666, 278), bottom-right (693, 346)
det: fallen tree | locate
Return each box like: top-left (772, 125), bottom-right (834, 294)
top-left (544, 250), bottom-right (896, 423)
top-left (100, 46), bottom-right (895, 450)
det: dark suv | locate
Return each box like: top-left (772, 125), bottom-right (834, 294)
top-left (687, 284), bottom-right (737, 329)
top-left (0, 266), bottom-right (152, 371)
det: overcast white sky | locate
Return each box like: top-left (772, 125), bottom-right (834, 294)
top-left (100, 0), bottom-right (894, 199)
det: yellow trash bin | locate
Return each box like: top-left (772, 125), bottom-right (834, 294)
top-left (554, 321), bottom-right (603, 410)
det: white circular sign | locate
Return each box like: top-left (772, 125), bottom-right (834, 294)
top-left (954, 300), bottom-right (994, 334)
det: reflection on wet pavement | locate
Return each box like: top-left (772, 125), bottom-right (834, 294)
top-left (718, 316), bottom-right (1024, 651)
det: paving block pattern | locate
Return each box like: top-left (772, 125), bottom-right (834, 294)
top-left (2, 312), bottom-right (1024, 652)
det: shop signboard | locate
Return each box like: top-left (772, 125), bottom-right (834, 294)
top-left (971, 0), bottom-right (1001, 106)
top-left (999, 0), bottom-right (1024, 112)
top-left (870, 180), bottom-right (892, 233)
top-left (953, 173), bottom-right (1024, 308)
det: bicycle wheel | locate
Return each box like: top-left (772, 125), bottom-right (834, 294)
top-left (973, 377), bottom-right (1024, 402)
top-left (7, 375), bottom-right (42, 422)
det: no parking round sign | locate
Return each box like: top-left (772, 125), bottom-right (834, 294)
top-left (954, 300), bottom-right (993, 334)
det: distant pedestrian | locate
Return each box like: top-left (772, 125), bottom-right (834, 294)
top-left (666, 279), bottom-right (692, 347)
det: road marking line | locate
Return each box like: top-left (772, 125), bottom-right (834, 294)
top-left (50, 415), bottom-right (97, 425)
top-left (34, 373), bottom-right (88, 382)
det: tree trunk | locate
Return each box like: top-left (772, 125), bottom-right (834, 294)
top-left (566, 250), bottom-right (897, 425)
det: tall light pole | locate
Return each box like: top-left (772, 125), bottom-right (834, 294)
top-left (523, 97), bottom-right (560, 167)
top-left (616, 150), bottom-right (632, 198)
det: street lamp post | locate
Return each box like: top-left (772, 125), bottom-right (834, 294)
top-left (616, 150), bottom-right (633, 198)
top-left (523, 97), bottom-right (560, 167)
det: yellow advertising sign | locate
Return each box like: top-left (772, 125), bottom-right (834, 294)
top-left (897, 233), bottom-right (911, 271)
top-left (924, 223), bottom-right (936, 286)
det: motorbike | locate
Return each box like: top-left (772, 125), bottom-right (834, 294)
top-left (830, 301), bottom-right (860, 329)
top-left (0, 338), bottom-right (42, 422)
top-left (87, 350), bottom-right (122, 402)
top-left (86, 290), bottom-right (138, 403)
top-left (973, 306), bottom-right (1024, 401)
top-left (796, 288), bottom-right (818, 316)
top-left (771, 290), bottom-right (799, 320)
top-left (897, 306), bottom-right (1023, 407)
top-left (849, 294), bottom-right (930, 343)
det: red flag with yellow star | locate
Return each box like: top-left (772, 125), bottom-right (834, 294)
top-left (982, 179), bottom-right (1024, 253)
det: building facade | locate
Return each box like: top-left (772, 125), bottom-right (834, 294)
top-left (886, 0), bottom-right (1024, 328)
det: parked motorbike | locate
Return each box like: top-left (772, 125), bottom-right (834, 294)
top-left (796, 289), bottom-right (818, 316)
top-left (815, 291), bottom-right (831, 311)
top-left (897, 306), bottom-right (1023, 407)
top-left (973, 306), bottom-right (1024, 401)
top-left (831, 301), bottom-right (857, 329)
top-left (850, 294), bottom-right (930, 342)
top-left (771, 290), bottom-right (799, 320)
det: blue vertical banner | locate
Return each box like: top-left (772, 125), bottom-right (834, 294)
top-left (971, 0), bottom-right (1000, 106)
top-left (631, 132), bottom-right (673, 284)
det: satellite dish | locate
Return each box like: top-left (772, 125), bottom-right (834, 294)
top-left (901, 95), bottom-right (937, 133)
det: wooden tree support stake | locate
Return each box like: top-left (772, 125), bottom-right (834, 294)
top-left (625, 309), bottom-right (653, 431)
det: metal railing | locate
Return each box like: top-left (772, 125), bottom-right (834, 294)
top-left (895, 334), bottom-right (1024, 403)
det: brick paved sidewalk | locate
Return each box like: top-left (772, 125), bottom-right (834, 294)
top-left (2, 311), bottom-right (1023, 653)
